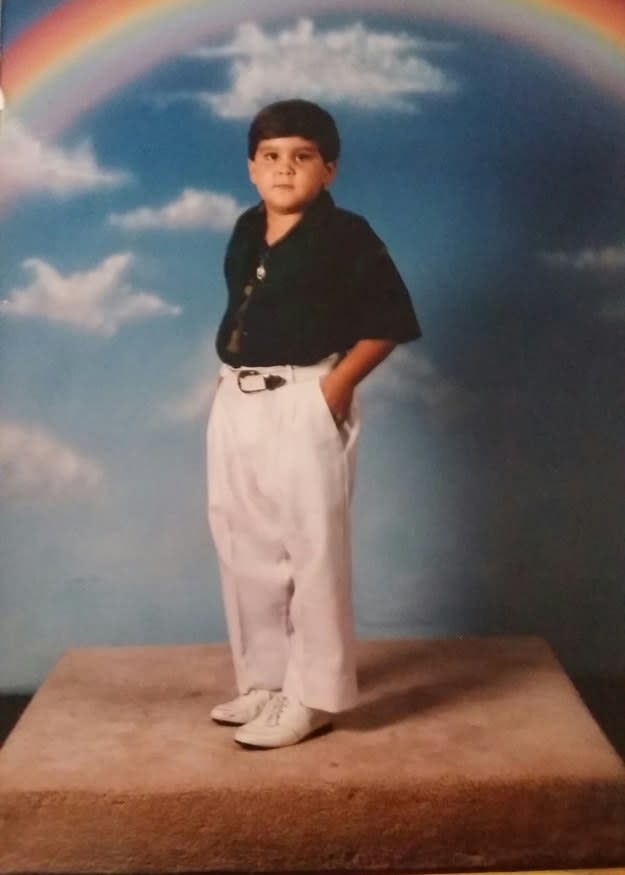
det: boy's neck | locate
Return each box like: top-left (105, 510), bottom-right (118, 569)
top-left (264, 208), bottom-right (304, 246)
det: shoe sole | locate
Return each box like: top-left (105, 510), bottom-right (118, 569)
top-left (234, 721), bottom-right (333, 750)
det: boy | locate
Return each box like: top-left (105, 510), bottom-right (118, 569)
top-left (207, 99), bottom-right (420, 748)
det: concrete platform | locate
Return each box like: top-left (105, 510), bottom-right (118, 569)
top-left (0, 637), bottom-right (624, 873)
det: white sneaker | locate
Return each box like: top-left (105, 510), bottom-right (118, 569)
top-left (211, 689), bottom-right (274, 725)
top-left (233, 693), bottom-right (332, 748)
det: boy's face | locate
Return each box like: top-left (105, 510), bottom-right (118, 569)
top-left (248, 136), bottom-right (336, 216)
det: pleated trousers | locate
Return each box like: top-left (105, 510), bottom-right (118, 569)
top-left (206, 356), bottom-right (360, 713)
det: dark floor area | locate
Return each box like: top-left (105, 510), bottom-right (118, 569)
top-left (572, 676), bottom-right (625, 760)
top-left (0, 695), bottom-right (31, 746)
top-left (1, 678), bottom-right (624, 758)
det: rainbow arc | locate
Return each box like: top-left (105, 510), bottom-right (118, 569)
top-left (3, 0), bottom-right (625, 139)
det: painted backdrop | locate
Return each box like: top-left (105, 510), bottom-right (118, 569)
top-left (1, 0), bottom-right (624, 691)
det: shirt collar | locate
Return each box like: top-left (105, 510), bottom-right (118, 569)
top-left (253, 189), bottom-right (336, 243)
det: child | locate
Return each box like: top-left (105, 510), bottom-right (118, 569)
top-left (207, 99), bottom-right (420, 748)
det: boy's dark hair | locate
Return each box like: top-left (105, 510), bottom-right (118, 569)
top-left (248, 99), bottom-right (340, 163)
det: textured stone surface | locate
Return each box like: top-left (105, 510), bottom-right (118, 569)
top-left (0, 637), bottom-right (624, 872)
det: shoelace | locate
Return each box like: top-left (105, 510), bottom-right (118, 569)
top-left (264, 693), bottom-right (289, 727)
top-left (221, 689), bottom-right (266, 715)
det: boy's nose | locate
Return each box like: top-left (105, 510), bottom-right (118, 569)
top-left (276, 158), bottom-right (295, 174)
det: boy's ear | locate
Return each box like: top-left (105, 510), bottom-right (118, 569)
top-left (247, 158), bottom-right (257, 185)
top-left (324, 161), bottom-right (338, 184)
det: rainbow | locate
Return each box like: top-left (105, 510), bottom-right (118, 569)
top-left (3, 0), bottom-right (625, 139)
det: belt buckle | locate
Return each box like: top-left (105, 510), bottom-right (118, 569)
top-left (237, 369), bottom-right (287, 393)
top-left (237, 369), bottom-right (265, 393)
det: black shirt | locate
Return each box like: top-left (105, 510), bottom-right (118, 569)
top-left (216, 190), bottom-right (421, 366)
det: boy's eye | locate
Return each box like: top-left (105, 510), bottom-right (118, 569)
top-left (259, 150), bottom-right (317, 163)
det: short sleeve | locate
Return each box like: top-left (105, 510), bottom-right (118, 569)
top-left (349, 222), bottom-right (421, 344)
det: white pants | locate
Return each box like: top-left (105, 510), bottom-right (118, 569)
top-left (206, 357), bottom-right (360, 712)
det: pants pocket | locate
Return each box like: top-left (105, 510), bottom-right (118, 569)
top-left (310, 377), bottom-right (360, 450)
top-left (311, 376), bottom-right (342, 435)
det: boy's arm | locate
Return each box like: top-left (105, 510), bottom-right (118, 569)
top-left (320, 338), bottom-right (396, 425)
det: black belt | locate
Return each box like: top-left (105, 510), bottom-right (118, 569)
top-left (237, 369), bottom-right (287, 393)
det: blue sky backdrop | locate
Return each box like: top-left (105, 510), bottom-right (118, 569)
top-left (1, 1), bottom-right (624, 690)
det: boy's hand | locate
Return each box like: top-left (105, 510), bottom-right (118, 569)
top-left (319, 370), bottom-right (354, 427)
top-left (319, 338), bottom-right (397, 427)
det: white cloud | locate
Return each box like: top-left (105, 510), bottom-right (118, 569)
top-left (540, 242), bottom-right (625, 321)
top-left (0, 120), bottom-right (129, 203)
top-left (161, 340), bottom-right (220, 423)
top-left (361, 344), bottom-right (476, 426)
top-left (164, 377), bottom-right (219, 423)
top-left (109, 187), bottom-right (244, 231)
top-left (0, 422), bottom-right (103, 501)
top-left (541, 244), bottom-right (625, 270)
top-left (0, 253), bottom-right (182, 336)
top-left (190, 18), bottom-right (457, 118)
